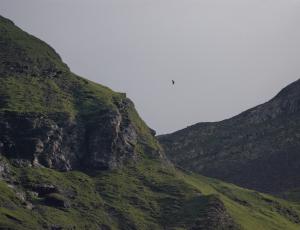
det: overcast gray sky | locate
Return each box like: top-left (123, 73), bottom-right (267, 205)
top-left (1, 0), bottom-right (300, 134)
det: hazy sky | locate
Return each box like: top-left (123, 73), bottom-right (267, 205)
top-left (1, 0), bottom-right (300, 134)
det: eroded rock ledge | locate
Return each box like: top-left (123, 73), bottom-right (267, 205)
top-left (0, 98), bottom-right (160, 171)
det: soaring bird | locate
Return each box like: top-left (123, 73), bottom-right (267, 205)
top-left (172, 80), bottom-right (175, 85)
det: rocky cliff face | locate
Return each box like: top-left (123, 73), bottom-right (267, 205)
top-left (0, 15), bottom-right (162, 172)
top-left (0, 100), bottom-right (143, 171)
top-left (159, 79), bottom-right (300, 194)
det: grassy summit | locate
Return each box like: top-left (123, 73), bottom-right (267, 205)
top-left (0, 16), bottom-right (134, 117)
top-left (0, 15), bottom-right (118, 116)
top-left (0, 16), bottom-right (68, 74)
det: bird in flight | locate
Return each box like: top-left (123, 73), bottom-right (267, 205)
top-left (172, 80), bottom-right (175, 85)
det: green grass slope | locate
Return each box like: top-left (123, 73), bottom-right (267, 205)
top-left (0, 157), bottom-right (300, 230)
top-left (0, 15), bottom-right (68, 76)
top-left (0, 15), bottom-right (120, 116)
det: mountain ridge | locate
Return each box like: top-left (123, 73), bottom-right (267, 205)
top-left (159, 78), bottom-right (300, 194)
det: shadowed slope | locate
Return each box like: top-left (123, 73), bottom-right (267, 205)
top-left (159, 79), bottom-right (300, 194)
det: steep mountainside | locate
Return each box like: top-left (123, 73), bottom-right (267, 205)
top-left (159, 79), bottom-right (300, 195)
top-left (1, 15), bottom-right (300, 229)
top-left (0, 15), bottom-right (163, 171)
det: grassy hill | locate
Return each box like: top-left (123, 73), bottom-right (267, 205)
top-left (0, 15), bottom-right (300, 229)
top-left (0, 15), bottom-right (161, 172)
top-left (1, 156), bottom-right (300, 229)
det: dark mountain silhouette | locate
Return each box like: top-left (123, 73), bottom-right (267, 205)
top-left (159, 79), bottom-right (300, 195)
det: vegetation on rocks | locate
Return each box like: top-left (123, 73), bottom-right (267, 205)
top-left (1, 157), bottom-right (300, 229)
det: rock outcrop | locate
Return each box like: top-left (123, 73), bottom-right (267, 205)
top-left (191, 196), bottom-right (240, 230)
